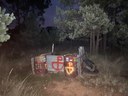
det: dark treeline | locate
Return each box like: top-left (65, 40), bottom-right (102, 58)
top-left (55, 0), bottom-right (128, 55)
top-left (0, 0), bottom-right (128, 56)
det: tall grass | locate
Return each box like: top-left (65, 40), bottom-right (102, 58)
top-left (0, 52), bottom-right (45, 96)
top-left (0, 47), bottom-right (128, 96)
top-left (82, 55), bottom-right (128, 95)
top-left (0, 74), bottom-right (44, 96)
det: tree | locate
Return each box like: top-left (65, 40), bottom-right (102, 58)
top-left (0, 0), bottom-right (51, 48)
top-left (109, 24), bottom-right (128, 49)
top-left (19, 13), bottom-right (56, 47)
top-left (80, 0), bottom-right (128, 50)
top-left (55, 4), bottom-right (113, 54)
top-left (0, 7), bottom-right (15, 43)
top-left (80, 0), bottom-right (128, 24)
top-left (19, 13), bottom-right (42, 47)
top-left (59, 0), bottom-right (78, 8)
top-left (0, 0), bottom-right (51, 27)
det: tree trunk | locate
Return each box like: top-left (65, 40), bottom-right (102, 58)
top-left (92, 31), bottom-right (95, 54)
top-left (17, 0), bottom-right (20, 26)
top-left (96, 32), bottom-right (100, 54)
top-left (103, 34), bottom-right (107, 53)
top-left (90, 32), bottom-right (93, 54)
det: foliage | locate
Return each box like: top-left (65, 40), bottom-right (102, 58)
top-left (0, 0), bottom-right (51, 27)
top-left (46, 26), bottom-right (60, 43)
top-left (55, 4), bottom-right (113, 53)
top-left (20, 13), bottom-right (42, 47)
top-left (20, 13), bottom-right (55, 47)
top-left (59, 0), bottom-right (79, 8)
top-left (80, 0), bottom-right (128, 24)
top-left (55, 4), bottom-right (113, 38)
top-left (109, 24), bottom-right (128, 48)
top-left (80, 0), bottom-right (128, 50)
top-left (0, 7), bottom-right (15, 43)
top-left (116, 25), bottom-right (128, 40)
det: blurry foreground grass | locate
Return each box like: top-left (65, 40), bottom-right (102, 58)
top-left (0, 68), bottom-right (43, 96)
top-left (80, 55), bottom-right (128, 95)
top-left (0, 49), bottom-right (128, 96)
top-left (0, 72), bottom-right (66, 96)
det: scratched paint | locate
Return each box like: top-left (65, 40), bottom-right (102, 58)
top-left (46, 55), bottom-right (64, 72)
top-left (64, 55), bottom-right (78, 77)
top-left (31, 54), bottom-right (47, 76)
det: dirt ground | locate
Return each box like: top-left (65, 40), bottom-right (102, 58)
top-left (45, 79), bottom-right (124, 96)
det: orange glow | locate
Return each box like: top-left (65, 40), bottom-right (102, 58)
top-left (45, 63), bottom-right (47, 69)
top-left (65, 62), bottom-right (75, 75)
top-left (68, 62), bottom-right (73, 67)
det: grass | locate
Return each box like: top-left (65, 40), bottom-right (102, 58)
top-left (80, 54), bottom-right (128, 95)
top-left (0, 75), bottom-right (45, 96)
top-left (0, 46), bottom-right (128, 96)
top-left (0, 51), bottom-right (68, 96)
top-left (0, 71), bottom-right (67, 96)
top-left (0, 51), bottom-right (44, 96)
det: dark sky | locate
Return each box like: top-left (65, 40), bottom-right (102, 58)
top-left (44, 0), bottom-right (59, 27)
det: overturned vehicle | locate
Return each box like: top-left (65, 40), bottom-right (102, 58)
top-left (31, 46), bottom-right (98, 77)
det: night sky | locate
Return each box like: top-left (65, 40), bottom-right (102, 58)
top-left (44, 0), bottom-right (59, 27)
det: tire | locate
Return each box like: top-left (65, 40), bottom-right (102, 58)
top-left (83, 59), bottom-right (97, 73)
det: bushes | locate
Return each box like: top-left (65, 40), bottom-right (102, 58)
top-left (0, 7), bottom-right (15, 43)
